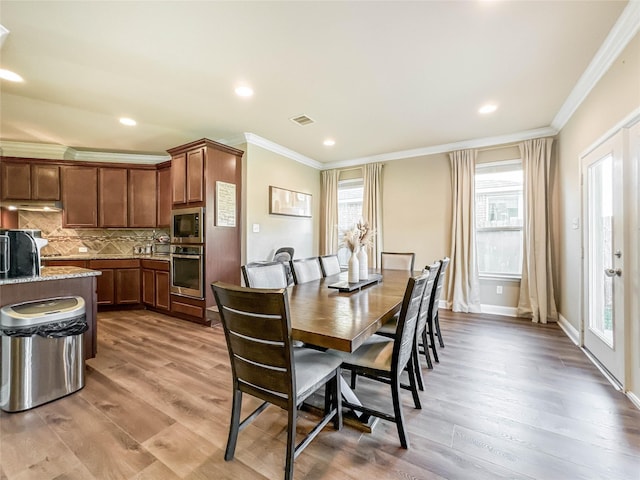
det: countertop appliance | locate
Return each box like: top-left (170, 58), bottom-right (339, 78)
top-left (0, 229), bottom-right (43, 279)
top-left (171, 207), bottom-right (204, 244)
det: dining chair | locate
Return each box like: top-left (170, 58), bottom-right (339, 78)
top-left (319, 254), bottom-right (342, 277)
top-left (381, 252), bottom-right (415, 272)
top-left (273, 247), bottom-right (295, 285)
top-left (211, 282), bottom-right (342, 480)
top-left (376, 261), bottom-right (440, 390)
top-left (291, 257), bottom-right (323, 284)
top-left (329, 273), bottom-right (428, 449)
top-left (430, 256), bottom-right (450, 351)
top-left (242, 261), bottom-right (289, 288)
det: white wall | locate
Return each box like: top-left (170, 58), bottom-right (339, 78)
top-left (244, 143), bottom-right (320, 263)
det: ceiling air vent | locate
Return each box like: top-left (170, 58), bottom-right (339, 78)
top-left (290, 114), bottom-right (315, 126)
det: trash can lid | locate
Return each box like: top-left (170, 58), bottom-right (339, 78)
top-left (0, 296), bottom-right (86, 327)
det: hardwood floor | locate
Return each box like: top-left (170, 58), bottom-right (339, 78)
top-left (2, 309), bottom-right (639, 479)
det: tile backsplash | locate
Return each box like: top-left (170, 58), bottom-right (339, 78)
top-left (19, 211), bottom-right (169, 256)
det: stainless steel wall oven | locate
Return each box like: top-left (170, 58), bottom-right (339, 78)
top-left (170, 245), bottom-right (204, 299)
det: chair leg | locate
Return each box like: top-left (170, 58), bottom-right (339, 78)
top-left (407, 358), bottom-right (422, 410)
top-left (421, 330), bottom-right (433, 369)
top-left (285, 407), bottom-right (296, 480)
top-left (225, 389), bottom-right (242, 461)
top-left (435, 311), bottom-right (445, 348)
top-left (428, 318), bottom-right (439, 363)
top-left (412, 346), bottom-right (424, 391)
top-left (350, 370), bottom-right (357, 389)
top-left (333, 373), bottom-right (343, 430)
top-left (391, 376), bottom-right (409, 449)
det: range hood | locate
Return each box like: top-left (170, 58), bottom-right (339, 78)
top-left (0, 200), bottom-right (63, 212)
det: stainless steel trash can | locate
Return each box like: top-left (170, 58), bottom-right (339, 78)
top-left (0, 296), bottom-right (87, 412)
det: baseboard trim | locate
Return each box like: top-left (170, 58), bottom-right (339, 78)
top-left (480, 304), bottom-right (518, 317)
top-left (557, 313), bottom-right (580, 346)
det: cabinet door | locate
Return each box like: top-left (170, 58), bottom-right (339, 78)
top-left (99, 168), bottom-right (128, 227)
top-left (96, 269), bottom-right (115, 305)
top-left (1, 163), bottom-right (31, 200)
top-left (142, 268), bottom-right (155, 306)
top-left (171, 153), bottom-right (186, 205)
top-left (155, 270), bottom-right (170, 310)
top-left (32, 164), bottom-right (60, 200)
top-left (0, 208), bottom-right (18, 228)
top-left (116, 268), bottom-right (141, 304)
top-left (129, 169), bottom-right (157, 228)
top-left (157, 166), bottom-right (171, 227)
top-left (62, 166), bottom-right (98, 227)
top-left (186, 148), bottom-right (204, 203)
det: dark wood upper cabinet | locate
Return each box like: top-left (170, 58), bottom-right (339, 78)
top-left (171, 152), bottom-right (187, 205)
top-left (62, 166), bottom-right (98, 228)
top-left (99, 167), bottom-right (128, 228)
top-left (31, 164), bottom-right (60, 200)
top-left (128, 168), bottom-right (157, 228)
top-left (1, 163), bottom-right (31, 200)
top-left (157, 165), bottom-right (171, 227)
top-left (186, 148), bottom-right (204, 204)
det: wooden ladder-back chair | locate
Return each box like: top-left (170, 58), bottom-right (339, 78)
top-left (211, 282), bottom-right (342, 480)
top-left (328, 273), bottom-right (428, 448)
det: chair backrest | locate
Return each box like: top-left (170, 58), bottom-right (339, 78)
top-left (392, 273), bottom-right (428, 374)
top-left (415, 261), bottom-right (440, 337)
top-left (319, 255), bottom-right (341, 277)
top-left (427, 256), bottom-right (450, 319)
top-left (273, 247), bottom-right (295, 261)
top-left (242, 261), bottom-right (289, 289)
top-left (291, 257), bottom-right (323, 284)
top-left (212, 282), bottom-right (294, 411)
top-left (381, 252), bottom-right (415, 272)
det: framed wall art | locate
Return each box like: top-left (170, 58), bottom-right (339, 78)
top-left (269, 186), bottom-right (312, 217)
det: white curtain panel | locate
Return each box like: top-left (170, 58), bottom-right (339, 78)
top-left (517, 138), bottom-right (558, 323)
top-left (320, 169), bottom-right (339, 255)
top-left (447, 149), bottom-right (481, 313)
top-left (362, 162), bottom-right (383, 268)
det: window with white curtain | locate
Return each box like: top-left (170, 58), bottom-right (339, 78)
top-left (337, 178), bottom-right (363, 265)
top-left (475, 160), bottom-right (523, 277)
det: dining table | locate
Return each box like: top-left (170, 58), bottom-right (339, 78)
top-left (287, 268), bottom-right (413, 431)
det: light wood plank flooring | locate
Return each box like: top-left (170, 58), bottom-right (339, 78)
top-left (2, 309), bottom-right (640, 479)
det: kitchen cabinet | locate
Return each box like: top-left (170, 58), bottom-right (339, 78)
top-left (89, 259), bottom-right (140, 306)
top-left (170, 147), bottom-right (204, 205)
top-left (99, 167), bottom-right (128, 227)
top-left (141, 259), bottom-right (170, 311)
top-left (129, 168), bottom-right (157, 228)
top-left (1, 161), bottom-right (60, 201)
top-left (0, 208), bottom-right (18, 228)
top-left (157, 164), bottom-right (171, 227)
top-left (62, 166), bottom-right (98, 228)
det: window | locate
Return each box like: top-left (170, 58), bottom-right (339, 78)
top-left (337, 178), bottom-right (363, 265)
top-left (475, 160), bottom-right (523, 277)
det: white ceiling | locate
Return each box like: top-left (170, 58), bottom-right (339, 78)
top-left (0, 1), bottom-right (634, 167)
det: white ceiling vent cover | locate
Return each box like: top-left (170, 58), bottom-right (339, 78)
top-left (290, 115), bottom-right (315, 126)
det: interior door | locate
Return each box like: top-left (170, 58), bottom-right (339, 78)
top-left (582, 131), bottom-right (625, 384)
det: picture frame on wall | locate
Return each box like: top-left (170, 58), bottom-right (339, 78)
top-left (269, 186), bottom-right (312, 217)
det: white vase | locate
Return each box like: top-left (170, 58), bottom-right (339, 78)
top-left (357, 246), bottom-right (368, 280)
top-left (348, 248), bottom-right (360, 283)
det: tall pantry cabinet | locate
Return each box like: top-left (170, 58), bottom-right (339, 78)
top-left (167, 139), bottom-right (243, 322)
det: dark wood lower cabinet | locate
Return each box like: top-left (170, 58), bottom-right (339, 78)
top-left (141, 259), bottom-right (170, 312)
top-left (89, 259), bottom-right (140, 306)
top-left (95, 268), bottom-right (115, 305)
top-left (115, 268), bottom-right (141, 304)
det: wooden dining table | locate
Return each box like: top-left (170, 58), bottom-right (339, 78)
top-left (286, 268), bottom-right (413, 431)
top-left (288, 269), bottom-right (412, 352)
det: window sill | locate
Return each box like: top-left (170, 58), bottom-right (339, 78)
top-left (479, 274), bottom-right (521, 283)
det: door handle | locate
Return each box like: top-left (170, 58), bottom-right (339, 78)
top-left (604, 268), bottom-right (622, 277)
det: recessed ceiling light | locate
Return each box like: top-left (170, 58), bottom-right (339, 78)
top-left (119, 117), bottom-right (137, 126)
top-left (235, 85), bottom-right (254, 97)
top-left (479, 104), bottom-right (498, 114)
top-left (0, 69), bottom-right (24, 82)
top-left (323, 139), bottom-right (335, 146)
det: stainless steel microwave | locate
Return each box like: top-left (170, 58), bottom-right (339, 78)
top-left (170, 207), bottom-right (204, 244)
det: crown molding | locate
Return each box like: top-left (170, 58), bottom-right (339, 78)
top-left (552, 0), bottom-right (640, 131)
top-left (0, 141), bottom-right (72, 159)
top-left (322, 126), bottom-right (558, 170)
top-left (70, 150), bottom-right (170, 164)
top-left (242, 133), bottom-right (323, 169)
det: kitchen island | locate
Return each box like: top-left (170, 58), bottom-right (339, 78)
top-left (0, 267), bottom-right (101, 359)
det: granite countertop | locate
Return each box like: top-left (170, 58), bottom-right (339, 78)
top-left (0, 267), bottom-right (102, 286)
top-left (42, 254), bottom-right (170, 261)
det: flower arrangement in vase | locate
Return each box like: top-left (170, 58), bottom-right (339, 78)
top-left (341, 219), bottom-right (375, 283)
top-left (341, 227), bottom-right (360, 283)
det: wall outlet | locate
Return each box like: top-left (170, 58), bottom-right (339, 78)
top-left (496, 285), bottom-right (503, 294)
top-left (79, 246), bottom-right (88, 253)
top-left (252, 223), bottom-right (260, 233)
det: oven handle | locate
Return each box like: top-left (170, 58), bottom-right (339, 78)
top-left (171, 254), bottom-right (203, 259)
